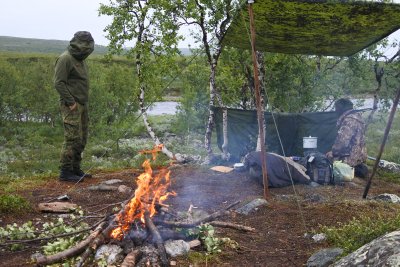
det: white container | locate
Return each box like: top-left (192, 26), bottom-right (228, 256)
top-left (303, 136), bottom-right (318, 149)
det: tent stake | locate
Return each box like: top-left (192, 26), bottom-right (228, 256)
top-left (248, 1), bottom-right (269, 199)
top-left (363, 87), bottom-right (400, 199)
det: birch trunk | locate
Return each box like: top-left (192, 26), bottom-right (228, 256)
top-left (195, 0), bottom-right (232, 162)
top-left (135, 48), bottom-right (177, 162)
top-left (221, 107), bottom-right (230, 160)
top-left (204, 79), bottom-right (215, 157)
top-left (205, 62), bottom-right (221, 159)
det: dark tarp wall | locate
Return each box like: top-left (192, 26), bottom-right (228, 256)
top-left (213, 107), bottom-right (339, 161)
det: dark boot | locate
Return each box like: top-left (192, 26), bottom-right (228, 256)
top-left (59, 169), bottom-right (84, 182)
top-left (74, 168), bottom-right (93, 178)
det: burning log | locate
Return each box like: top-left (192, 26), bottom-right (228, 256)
top-left (110, 145), bottom-right (176, 241)
top-left (144, 211), bottom-right (169, 267)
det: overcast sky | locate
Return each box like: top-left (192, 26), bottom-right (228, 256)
top-left (0, 0), bottom-right (112, 46)
top-left (0, 0), bottom-right (399, 54)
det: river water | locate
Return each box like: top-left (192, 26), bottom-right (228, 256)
top-left (147, 98), bottom-right (392, 116)
top-left (147, 101), bottom-right (179, 115)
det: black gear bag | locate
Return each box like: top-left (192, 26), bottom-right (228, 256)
top-left (302, 151), bottom-right (333, 185)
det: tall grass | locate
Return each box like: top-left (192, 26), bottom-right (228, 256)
top-left (0, 114), bottom-right (207, 192)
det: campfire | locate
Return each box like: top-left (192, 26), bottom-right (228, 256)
top-left (111, 144), bottom-right (176, 240)
top-left (34, 145), bottom-right (255, 267)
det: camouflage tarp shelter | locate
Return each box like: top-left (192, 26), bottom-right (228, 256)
top-left (224, 0), bottom-right (400, 56)
top-left (215, 0), bottom-right (400, 160)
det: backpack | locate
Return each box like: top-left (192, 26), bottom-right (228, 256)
top-left (301, 151), bottom-right (333, 185)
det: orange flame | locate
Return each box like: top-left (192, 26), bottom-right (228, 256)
top-left (110, 144), bottom-right (176, 240)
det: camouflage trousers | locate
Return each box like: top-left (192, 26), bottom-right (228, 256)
top-left (59, 103), bottom-right (89, 171)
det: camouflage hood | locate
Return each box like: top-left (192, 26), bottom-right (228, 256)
top-left (68, 31), bottom-right (94, 60)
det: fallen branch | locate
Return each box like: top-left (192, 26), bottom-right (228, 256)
top-left (158, 209), bottom-right (230, 228)
top-left (35, 221), bottom-right (107, 266)
top-left (76, 223), bottom-right (116, 267)
top-left (144, 212), bottom-right (169, 267)
top-left (1, 227), bottom-right (90, 247)
top-left (1, 217), bottom-right (106, 247)
top-left (209, 221), bottom-right (255, 232)
top-left (226, 200), bottom-right (241, 210)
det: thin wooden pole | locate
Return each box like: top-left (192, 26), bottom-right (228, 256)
top-left (248, 1), bottom-right (269, 199)
top-left (363, 87), bottom-right (400, 198)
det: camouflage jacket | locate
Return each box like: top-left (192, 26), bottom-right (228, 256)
top-left (54, 34), bottom-right (94, 106)
top-left (332, 110), bottom-right (367, 166)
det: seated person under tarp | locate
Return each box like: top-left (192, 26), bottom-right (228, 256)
top-left (243, 151), bottom-right (310, 188)
top-left (325, 98), bottom-right (368, 178)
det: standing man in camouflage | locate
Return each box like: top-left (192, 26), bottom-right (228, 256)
top-left (54, 31), bottom-right (94, 182)
top-left (326, 98), bottom-right (368, 178)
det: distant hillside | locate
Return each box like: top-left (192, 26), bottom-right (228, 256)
top-left (0, 36), bottom-right (193, 55)
top-left (0, 36), bottom-right (108, 55)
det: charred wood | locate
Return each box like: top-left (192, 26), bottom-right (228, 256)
top-left (158, 210), bottom-right (230, 228)
top-left (158, 228), bottom-right (187, 241)
top-left (144, 212), bottom-right (169, 267)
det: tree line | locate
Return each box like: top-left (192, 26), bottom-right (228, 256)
top-left (0, 48), bottom-right (398, 130)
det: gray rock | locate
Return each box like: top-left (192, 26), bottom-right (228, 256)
top-left (87, 184), bottom-right (118, 191)
top-left (309, 181), bottom-right (320, 187)
top-left (94, 244), bottom-right (124, 265)
top-left (164, 239), bottom-right (190, 257)
top-left (331, 230), bottom-right (400, 267)
top-left (102, 179), bottom-right (123, 185)
top-left (374, 193), bottom-right (400, 204)
top-left (307, 248), bottom-right (343, 267)
top-left (118, 184), bottom-right (132, 194)
top-left (305, 193), bottom-right (325, 203)
top-left (235, 198), bottom-right (269, 215)
top-left (312, 233), bottom-right (327, 243)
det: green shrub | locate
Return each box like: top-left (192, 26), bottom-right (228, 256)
top-left (0, 194), bottom-right (31, 214)
top-left (319, 213), bottom-right (400, 254)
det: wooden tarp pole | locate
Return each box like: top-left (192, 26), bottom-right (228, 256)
top-left (248, 0), bottom-right (269, 199)
top-left (363, 87), bottom-right (400, 198)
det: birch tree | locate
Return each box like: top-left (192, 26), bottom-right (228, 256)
top-left (99, 0), bottom-right (184, 161)
top-left (182, 0), bottom-right (239, 162)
